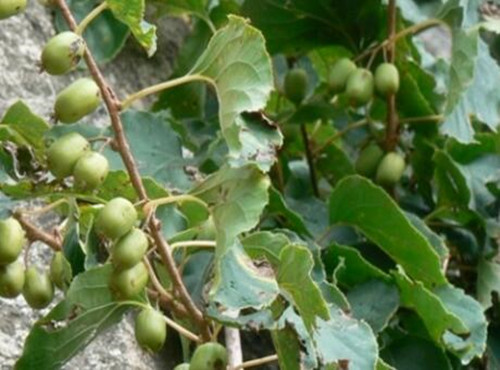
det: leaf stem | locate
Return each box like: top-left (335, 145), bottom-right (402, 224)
top-left (143, 194), bottom-right (209, 216)
top-left (121, 74), bottom-right (213, 109)
top-left (55, 0), bottom-right (211, 341)
top-left (400, 114), bottom-right (444, 124)
top-left (171, 240), bottom-right (216, 250)
top-left (233, 354), bottom-right (279, 369)
top-left (312, 119), bottom-right (369, 157)
top-left (75, 1), bottom-right (108, 36)
top-left (18, 198), bottom-right (68, 216)
top-left (300, 124), bottom-right (320, 197)
top-left (355, 18), bottom-right (445, 63)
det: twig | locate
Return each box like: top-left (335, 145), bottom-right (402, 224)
top-left (384, 0), bottom-right (399, 151)
top-left (300, 124), bottom-right (319, 197)
top-left (233, 354), bottom-right (279, 369)
top-left (14, 212), bottom-right (62, 251)
top-left (55, 0), bottom-right (210, 340)
top-left (225, 309), bottom-right (243, 368)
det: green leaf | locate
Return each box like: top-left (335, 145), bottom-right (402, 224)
top-left (242, 231), bottom-right (290, 265)
top-left (435, 284), bottom-right (488, 364)
top-left (277, 245), bottom-right (330, 330)
top-left (56, 0), bottom-right (129, 64)
top-left (0, 101), bottom-right (50, 159)
top-left (16, 265), bottom-right (139, 369)
top-left (189, 16), bottom-right (275, 170)
top-left (346, 279), bottom-right (399, 333)
top-left (477, 258), bottom-right (500, 310)
top-left (267, 187), bottom-right (311, 237)
top-left (329, 176), bottom-right (446, 286)
top-left (192, 165), bottom-right (279, 309)
top-left (106, 0), bottom-right (157, 56)
top-left (381, 336), bottom-right (452, 370)
top-left (271, 326), bottom-right (302, 370)
top-left (393, 270), bottom-right (469, 344)
top-left (323, 244), bottom-right (391, 288)
top-left (104, 110), bottom-right (191, 190)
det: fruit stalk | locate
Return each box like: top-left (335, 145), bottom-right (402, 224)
top-left (384, 0), bottom-right (399, 152)
top-left (54, 0), bottom-right (210, 340)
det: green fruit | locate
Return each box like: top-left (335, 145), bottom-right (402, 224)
top-left (23, 267), bottom-right (54, 309)
top-left (73, 152), bottom-right (109, 190)
top-left (111, 228), bottom-right (148, 270)
top-left (0, 217), bottom-right (25, 265)
top-left (0, 0), bottom-right (27, 20)
top-left (375, 63), bottom-right (400, 96)
top-left (41, 32), bottom-right (85, 75)
top-left (190, 342), bottom-right (228, 370)
top-left (328, 58), bottom-right (356, 92)
top-left (375, 152), bottom-right (406, 186)
top-left (47, 132), bottom-right (90, 179)
top-left (345, 68), bottom-right (374, 106)
top-left (95, 197), bottom-right (137, 240)
top-left (134, 308), bottom-right (167, 353)
top-left (49, 251), bottom-right (72, 291)
top-left (0, 260), bottom-right (25, 298)
top-left (355, 143), bottom-right (384, 177)
top-left (284, 68), bottom-right (308, 105)
top-left (174, 364), bottom-right (190, 370)
top-left (54, 78), bottom-right (101, 123)
top-left (109, 262), bottom-right (149, 300)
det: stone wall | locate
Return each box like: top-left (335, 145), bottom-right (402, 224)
top-left (0, 2), bottom-right (188, 368)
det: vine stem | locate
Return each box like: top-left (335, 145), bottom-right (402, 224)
top-left (121, 74), bottom-right (213, 109)
top-left (54, 0), bottom-right (210, 340)
top-left (384, 0), bottom-right (399, 151)
top-left (74, 1), bottom-right (108, 36)
top-left (233, 354), bottom-right (279, 369)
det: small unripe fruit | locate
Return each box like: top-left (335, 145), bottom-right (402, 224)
top-left (111, 228), bottom-right (148, 270)
top-left (375, 152), bottom-right (406, 186)
top-left (23, 267), bottom-right (54, 309)
top-left (109, 262), bottom-right (149, 300)
top-left (329, 58), bottom-right (356, 92)
top-left (0, 0), bottom-right (27, 20)
top-left (190, 342), bottom-right (228, 370)
top-left (50, 251), bottom-right (72, 291)
top-left (73, 152), bottom-right (109, 190)
top-left (0, 217), bottom-right (25, 265)
top-left (134, 308), bottom-right (167, 353)
top-left (375, 63), bottom-right (400, 96)
top-left (95, 197), bottom-right (137, 240)
top-left (284, 68), bottom-right (308, 105)
top-left (46, 132), bottom-right (90, 179)
top-left (355, 143), bottom-right (384, 178)
top-left (174, 364), bottom-right (190, 370)
top-left (41, 32), bottom-right (85, 75)
top-left (0, 260), bottom-right (25, 298)
top-left (54, 78), bottom-right (101, 123)
top-left (345, 68), bottom-right (374, 106)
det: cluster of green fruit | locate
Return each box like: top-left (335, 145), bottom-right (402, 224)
top-left (0, 217), bottom-right (72, 308)
top-left (47, 132), bottom-right (109, 190)
top-left (329, 58), bottom-right (400, 106)
top-left (355, 144), bottom-right (406, 186)
top-left (283, 59), bottom-right (400, 107)
top-left (173, 342), bottom-right (228, 370)
top-left (94, 197), bottom-right (150, 300)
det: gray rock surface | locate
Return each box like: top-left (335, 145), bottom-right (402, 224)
top-left (0, 2), bottom-right (188, 369)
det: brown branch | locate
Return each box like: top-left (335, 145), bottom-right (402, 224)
top-left (54, 0), bottom-right (210, 340)
top-left (14, 212), bottom-right (62, 251)
top-left (384, 0), bottom-right (399, 151)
